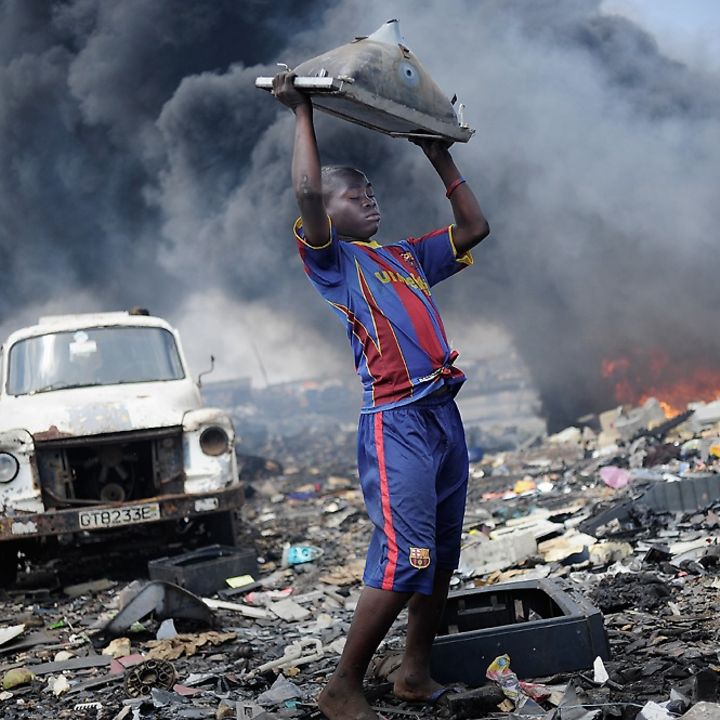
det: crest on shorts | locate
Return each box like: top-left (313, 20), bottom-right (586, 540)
top-left (409, 547), bottom-right (431, 569)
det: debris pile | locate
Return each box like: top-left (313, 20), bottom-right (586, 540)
top-left (1, 396), bottom-right (719, 719)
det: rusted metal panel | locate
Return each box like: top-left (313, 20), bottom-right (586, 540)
top-left (35, 426), bottom-right (182, 450)
top-left (33, 425), bottom-right (74, 442)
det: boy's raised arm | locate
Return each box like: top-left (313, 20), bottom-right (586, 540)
top-left (272, 72), bottom-right (329, 248)
top-left (414, 139), bottom-right (490, 255)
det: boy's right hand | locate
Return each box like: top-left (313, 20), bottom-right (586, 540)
top-left (272, 72), bottom-right (311, 112)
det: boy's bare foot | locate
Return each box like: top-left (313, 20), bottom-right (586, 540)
top-left (392, 673), bottom-right (446, 704)
top-left (318, 680), bottom-right (378, 720)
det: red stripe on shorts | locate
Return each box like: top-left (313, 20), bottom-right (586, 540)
top-left (375, 412), bottom-right (398, 590)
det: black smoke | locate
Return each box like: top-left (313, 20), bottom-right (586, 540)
top-left (1, 0), bottom-right (719, 429)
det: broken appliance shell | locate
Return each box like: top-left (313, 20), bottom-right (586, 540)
top-left (430, 578), bottom-right (610, 685)
top-left (101, 581), bottom-right (214, 638)
top-left (148, 544), bottom-right (258, 597)
top-left (640, 473), bottom-right (720, 514)
top-left (256, 19), bottom-right (473, 143)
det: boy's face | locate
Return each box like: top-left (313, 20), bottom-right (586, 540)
top-left (325, 172), bottom-right (381, 241)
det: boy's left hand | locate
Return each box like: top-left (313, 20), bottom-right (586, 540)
top-left (410, 137), bottom-right (453, 163)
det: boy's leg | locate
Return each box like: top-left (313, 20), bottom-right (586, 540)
top-left (392, 567), bottom-right (453, 701)
top-left (324, 405), bottom-right (448, 718)
top-left (318, 586), bottom-right (410, 720)
top-left (394, 399), bottom-right (469, 702)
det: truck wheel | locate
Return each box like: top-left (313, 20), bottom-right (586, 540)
top-left (0, 544), bottom-right (18, 588)
top-left (204, 511), bottom-right (238, 547)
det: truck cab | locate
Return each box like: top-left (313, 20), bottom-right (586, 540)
top-left (0, 311), bottom-right (242, 585)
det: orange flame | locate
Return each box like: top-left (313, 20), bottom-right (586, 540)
top-left (601, 350), bottom-right (720, 417)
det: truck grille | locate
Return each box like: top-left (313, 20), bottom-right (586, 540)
top-left (35, 428), bottom-right (185, 508)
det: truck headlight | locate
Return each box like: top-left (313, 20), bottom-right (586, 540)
top-left (199, 426), bottom-right (230, 456)
top-left (0, 453), bottom-right (19, 483)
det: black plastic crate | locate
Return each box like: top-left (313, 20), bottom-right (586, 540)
top-left (147, 545), bottom-right (257, 597)
top-left (430, 578), bottom-right (610, 685)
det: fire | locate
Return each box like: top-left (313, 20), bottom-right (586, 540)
top-left (601, 350), bottom-right (720, 416)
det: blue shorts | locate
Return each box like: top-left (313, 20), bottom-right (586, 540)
top-left (357, 392), bottom-right (469, 595)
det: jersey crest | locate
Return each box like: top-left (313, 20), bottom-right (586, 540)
top-left (400, 250), bottom-right (417, 268)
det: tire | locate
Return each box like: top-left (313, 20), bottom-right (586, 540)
top-left (0, 543), bottom-right (18, 588)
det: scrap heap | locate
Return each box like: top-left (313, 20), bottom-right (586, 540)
top-left (0, 396), bottom-right (719, 719)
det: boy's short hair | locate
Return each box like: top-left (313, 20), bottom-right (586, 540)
top-left (321, 166), bottom-right (366, 202)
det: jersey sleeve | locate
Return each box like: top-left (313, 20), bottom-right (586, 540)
top-left (406, 225), bottom-right (473, 287)
top-left (294, 216), bottom-right (345, 288)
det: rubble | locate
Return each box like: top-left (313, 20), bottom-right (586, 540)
top-left (0, 395), bottom-right (718, 719)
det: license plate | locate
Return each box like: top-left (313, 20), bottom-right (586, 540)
top-left (78, 502), bottom-right (161, 530)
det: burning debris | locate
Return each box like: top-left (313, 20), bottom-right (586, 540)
top-left (602, 351), bottom-right (720, 419)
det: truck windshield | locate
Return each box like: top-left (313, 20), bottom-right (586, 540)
top-left (6, 327), bottom-right (185, 396)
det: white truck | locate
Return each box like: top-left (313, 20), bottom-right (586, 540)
top-left (0, 311), bottom-right (242, 585)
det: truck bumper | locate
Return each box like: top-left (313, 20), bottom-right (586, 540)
top-left (0, 485), bottom-right (244, 541)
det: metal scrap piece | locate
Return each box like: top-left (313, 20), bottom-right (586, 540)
top-left (0, 631), bottom-right (58, 656)
top-left (102, 581), bottom-right (214, 638)
top-left (29, 655), bottom-right (111, 675)
top-left (256, 19), bottom-right (473, 143)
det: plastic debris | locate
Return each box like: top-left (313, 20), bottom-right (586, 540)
top-left (593, 656), bottom-right (609, 685)
top-left (251, 638), bottom-right (324, 676)
top-left (225, 574), bottom-right (254, 588)
top-left (156, 618), bottom-right (177, 640)
top-left (281, 544), bottom-right (324, 567)
top-left (486, 654), bottom-right (524, 706)
top-left (599, 465), bottom-right (632, 489)
top-left (635, 700), bottom-right (675, 720)
top-left (268, 598), bottom-right (311, 622)
top-left (49, 673), bottom-right (70, 696)
top-left (0, 624), bottom-right (25, 646)
top-left (256, 674), bottom-right (303, 707)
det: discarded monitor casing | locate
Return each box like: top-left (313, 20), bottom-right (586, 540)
top-left (256, 19), bottom-right (473, 143)
top-left (430, 579), bottom-right (610, 685)
top-left (148, 544), bottom-right (258, 597)
top-left (101, 581), bottom-right (214, 639)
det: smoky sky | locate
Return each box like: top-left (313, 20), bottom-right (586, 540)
top-left (1, 0), bottom-right (718, 429)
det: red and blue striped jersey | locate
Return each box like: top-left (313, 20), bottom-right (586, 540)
top-left (294, 218), bottom-right (473, 413)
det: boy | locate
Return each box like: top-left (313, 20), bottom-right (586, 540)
top-left (272, 71), bottom-right (490, 720)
